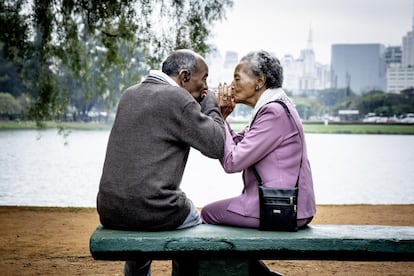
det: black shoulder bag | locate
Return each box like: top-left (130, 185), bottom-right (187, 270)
top-left (251, 100), bottom-right (303, 231)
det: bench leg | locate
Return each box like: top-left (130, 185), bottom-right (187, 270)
top-left (198, 259), bottom-right (249, 276)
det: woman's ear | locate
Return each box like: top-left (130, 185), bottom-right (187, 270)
top-left (257, 75), bottom-right (266, 90)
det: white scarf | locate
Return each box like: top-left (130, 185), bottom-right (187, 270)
top-left (149, 70), bottom-right (179, 87)
top-left (248, 88), bottom-right (292, 128)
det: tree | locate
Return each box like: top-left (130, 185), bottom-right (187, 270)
top-left (0, 1), bottom-right (32, 98)
top-left (0, 92), bottom-right (21, 119)
top-left (354, 90), bottom-right (414, 117)
top-left (0, 0), bottom-right (233, 123)
top-left (294, 96), bottom-right (325, 120)
top-left (316, 88), bottom-right (357, 107)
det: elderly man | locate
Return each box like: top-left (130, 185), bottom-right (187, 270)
top-left (97, 49), bottom-right (225, 275)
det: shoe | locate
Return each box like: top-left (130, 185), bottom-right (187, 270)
top-left (249, 260), bottom-right (285, 276)
top-left (268, 269), bottom-right (285, 276)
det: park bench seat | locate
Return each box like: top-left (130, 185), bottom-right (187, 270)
top-left (90, 224), bottom-right (414, 275)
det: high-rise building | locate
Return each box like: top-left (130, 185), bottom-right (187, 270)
top-left (386, 5), bottom-right (414, 93)
top-left (281, 28), bottom-right (330, 94)
top-left (385, 46), bottom-right (402, 65)
top-left (205, 50), bottom-right (237, 87)
top-left (280, 54), bottom-right (300, 91)
top-left (331, 44), bottom-right (386, 94)
top-left (387, 65), bottom-right (414, 93)
top-left (224, 51), bottom-right (238, 69)
top-left (297, 29), bottom-right (317, 93)
top-left (402, 4), bottom-right (414, 67)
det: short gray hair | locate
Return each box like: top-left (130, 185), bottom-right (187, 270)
top-left (240, 50), bottom-right (283, 89)
top-left (161, 49), bottom-right (198, 76)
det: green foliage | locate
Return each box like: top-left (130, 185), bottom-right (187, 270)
top-left (309, 88), bottom-right (414, 119)
top-left (0, 92), bottom-right (21, 118)
top-left (354, 90), bottom-right (414, 117)
top-left (0, 92), bottom-right (32, 120)
top-left (294, 96), bottom-right (325, 119)
top-left (0, 0), bottom-right (234, 123)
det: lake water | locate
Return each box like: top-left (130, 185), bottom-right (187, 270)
top-left (0, 129), bottom-right (413, 207)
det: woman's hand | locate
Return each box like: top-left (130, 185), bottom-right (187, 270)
top-left (215, 82), bottom-right (236, 119)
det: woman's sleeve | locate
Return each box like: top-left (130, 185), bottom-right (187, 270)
top-left (221, 105), bottom-right (290, 173)
top-left (225, 121), bottom-right (246, 143)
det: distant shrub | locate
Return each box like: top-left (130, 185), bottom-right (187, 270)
top-left (0, 92), bottom-right (21, 119)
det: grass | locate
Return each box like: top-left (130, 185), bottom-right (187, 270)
top-left (229, 121), bottom-right (414, 135)
top-left (303, 123), bottom-right (414, 135)
top-left (1, 120), bottom-right (414, 135)
top-left (0, 206), bottom-right (95, 212)
top-left (0, 121), bottom-right (111, 131)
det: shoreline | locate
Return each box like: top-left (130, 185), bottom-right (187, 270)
top-left (1, 120), bottom-right (414, 134)
top-left (0, 204), bottom-right (413, 275)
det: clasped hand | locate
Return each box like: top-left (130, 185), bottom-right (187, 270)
top-left (214, 83), bottom-right (235, 119)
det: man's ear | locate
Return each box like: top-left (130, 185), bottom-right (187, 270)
top-left (178, 70), bottom-right (190, 83)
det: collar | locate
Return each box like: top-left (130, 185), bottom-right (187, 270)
top-left (149, 70), bottom-right (180, 87)
top-left (248, 88), bottom-right (292, 128)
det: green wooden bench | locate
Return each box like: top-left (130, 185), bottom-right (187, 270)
top-left (90, 224), bottom-right (414, 275)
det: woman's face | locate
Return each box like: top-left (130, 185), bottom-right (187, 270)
top-left (231, 61), bottom-right (259, 107)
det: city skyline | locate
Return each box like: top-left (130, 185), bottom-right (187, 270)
top-left (210, 0), bottom-right (414, 65)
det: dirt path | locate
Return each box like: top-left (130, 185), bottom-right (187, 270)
top-left (0, 205), bottom-right (413, 275)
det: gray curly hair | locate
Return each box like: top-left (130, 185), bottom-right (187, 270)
top-left (240, 50), bottom-right (283, 89)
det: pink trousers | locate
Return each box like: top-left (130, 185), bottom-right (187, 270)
top-left (201, 198), bottom-right (313, 228)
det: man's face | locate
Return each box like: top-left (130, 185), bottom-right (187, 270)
top-left (183, 59), bottom-right (209, 102)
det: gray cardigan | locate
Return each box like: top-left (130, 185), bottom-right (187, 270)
top-left (97, 75), bottom-right (225, 230)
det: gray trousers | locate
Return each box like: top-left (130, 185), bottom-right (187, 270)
top-left (124, 200), bottom-right (202, 276)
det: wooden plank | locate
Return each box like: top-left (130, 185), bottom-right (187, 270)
top-left (90, 224), bottom-right (414, 261)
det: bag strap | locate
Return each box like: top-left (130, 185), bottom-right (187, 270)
top-left (251, 100), bottom-right (303, 188)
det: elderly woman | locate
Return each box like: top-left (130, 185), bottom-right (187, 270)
top-left (201, 50), bottom-right (316, 275)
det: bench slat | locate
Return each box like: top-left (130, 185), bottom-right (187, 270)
top-left (90, 224), bottom-right (414, 261)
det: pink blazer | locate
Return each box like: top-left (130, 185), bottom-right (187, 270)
top-left (221, 101), bottom-right (316, 219)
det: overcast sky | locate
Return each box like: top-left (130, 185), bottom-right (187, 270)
top-left (210, 0), bottom-right (414, 64)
